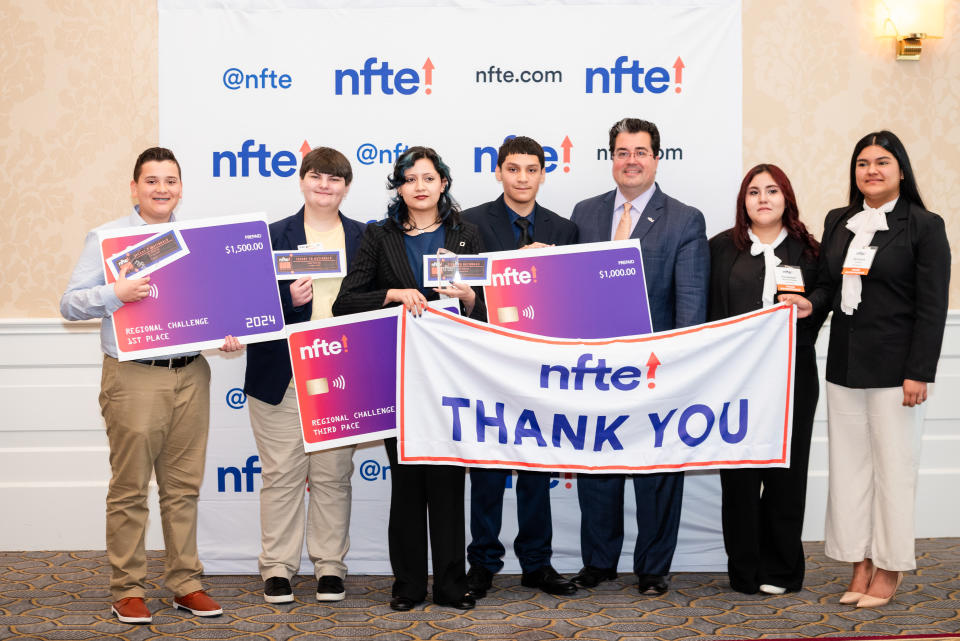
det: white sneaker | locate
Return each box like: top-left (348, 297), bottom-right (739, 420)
top-left (759, 584), bottom-right (786, 595)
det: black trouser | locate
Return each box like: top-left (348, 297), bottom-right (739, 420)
top-left (720, 346), bottom-right (818, 593)
top-left (384, 438), bottom-right (468, 602)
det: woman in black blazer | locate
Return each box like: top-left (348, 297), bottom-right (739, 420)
top-left (709, 164), bottom-right (825, 595)
top-left (332, 146), bottom-right (485, 612)
top-left (783, 131), bottom-right (950, 607)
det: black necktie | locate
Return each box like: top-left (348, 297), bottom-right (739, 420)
top-left (515, 217), bottom-right (531, 249)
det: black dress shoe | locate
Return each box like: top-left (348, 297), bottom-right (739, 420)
top-left (637, 574), bottom-right (669, 595)
top-left (434, 593), bottom-right (476, 610)
top-left (466, 565), bottom-right (494, 598)
top-left (389, 596), bottom-right (422, 611)
top-left (521, 565), bottom-right (578, 595)
top-left (571, 565), bottom-right (617, 588)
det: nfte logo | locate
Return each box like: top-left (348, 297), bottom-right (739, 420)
top-left (585, 56), bottom-right (686, 94)
top-left (299, 334), bottom-right (349, 360)
top-left (334, 57), bottom-right (435, 95)
top-left (490, 266), bottom-right (536, 287)
top-left (214, 140), bottom-right (320, 179)
top-left (475, 135), bottom-right (573, 174)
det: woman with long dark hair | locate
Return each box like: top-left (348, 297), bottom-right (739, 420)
top-left (782, 131), bottom-right (950, 607)
top-left (333, 146), bottom-right (485, 611)
top-left (710, 164), bottom-right (825, 594)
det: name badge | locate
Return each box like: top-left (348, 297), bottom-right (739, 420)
top-left (298, 242), bottom-right (326, 250)
top-left (774, 265), bottom-right (805, 292)
top-left (841, 246), bottom-right (877, 276)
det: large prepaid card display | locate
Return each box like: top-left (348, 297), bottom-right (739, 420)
top-left (287, 301), bottom-right (457, 452)
top-left (98, 214), bottom-right (285, 360)
top-left (484, 240), bottom-right (652, 339)
top-left (287, 308), bottom-right (399, 452)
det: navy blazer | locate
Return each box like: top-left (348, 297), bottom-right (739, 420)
top-left (808, 198), bottom-right (950, 387)
top-left (571, 184), bottom-right (709, 331)
top-left (461, 195), bottom-right (578, 251)
top-left (332, 216), bottom-right (487, 321)
top-left (243, 209), bottom-right (366, 405)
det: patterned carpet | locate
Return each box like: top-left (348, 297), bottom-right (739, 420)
top-left (1, 540), bottom-right (959, 640)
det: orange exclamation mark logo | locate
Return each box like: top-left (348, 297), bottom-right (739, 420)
top-left (341, 334), bottom-right (348, 352)
top-left (646, 352), bottom-right (661, 388)
top-left (673, 57), bottom-right (684, 94)
top-left (422, 58), bottom-right (435, 95)
top-left (531, 266), bottom-right (538, 283)
top-left (560, 136), bottom-right (573, 173)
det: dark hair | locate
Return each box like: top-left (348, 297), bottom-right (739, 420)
top-left (497, 136), bottom-right (545, 169)
top-left (608, 118), bottom-right (660, 156)
top-left (848, 130), bottom-right (924, 209)
top-left (734, 164), bottom-right (819, 260)
top-left (385, 146), bottom-right (459, 227)
top-left (133, 147), bottom-right (180, 181)
top-left (300, 146), bottom-right (353, 185)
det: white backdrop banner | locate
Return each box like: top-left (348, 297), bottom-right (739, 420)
top-left (160, 0), bottom-right (742, 574)
top-left (158, 0), bottom-right (741, 235)
top-left (400, 305), bottom-right (796, 472)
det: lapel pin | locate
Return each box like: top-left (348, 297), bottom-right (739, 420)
top-left (647, 217), bottom-right (654, 222)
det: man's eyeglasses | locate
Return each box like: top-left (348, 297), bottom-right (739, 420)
top-left (614, 149), bottom-right (653, 160)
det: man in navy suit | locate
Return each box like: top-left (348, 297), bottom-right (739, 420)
top-left (570, 118), bottom-right (709, 595)
top-left (461, 136), bottom-right (578, 597)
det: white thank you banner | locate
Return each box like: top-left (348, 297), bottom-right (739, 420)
top-left (399, 304), bottom-right (796, 473)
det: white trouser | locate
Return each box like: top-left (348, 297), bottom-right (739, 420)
top-left (824, 382), bottom-right (926, 571)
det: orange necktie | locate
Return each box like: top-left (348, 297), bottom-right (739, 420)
top-left (614, 201), bottom-right (633, 240)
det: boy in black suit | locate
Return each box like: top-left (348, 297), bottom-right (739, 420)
top-left (460, 136), bottom-right (578, 597)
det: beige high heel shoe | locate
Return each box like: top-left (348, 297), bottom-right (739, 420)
top-left (839, 562), bottom-right (876, 604)
top-left (856, 572), bottom-right (903, 608)
top-left (839, 590), bottom-right (865, 605)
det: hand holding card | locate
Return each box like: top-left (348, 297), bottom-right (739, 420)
top-left (114, 263), bottom-right (151, 303)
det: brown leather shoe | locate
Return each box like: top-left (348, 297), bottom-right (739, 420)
top-left (111, 596), bottom-right (152, 624)
top-left (173, 590), bottom-right (223, 617)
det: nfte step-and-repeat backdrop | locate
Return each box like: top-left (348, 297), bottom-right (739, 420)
top-left (158, 0), bottom-right (742, 573)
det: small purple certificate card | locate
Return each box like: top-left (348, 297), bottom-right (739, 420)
top-left (106, 228), bottom-right (190, 280)
top-left (273, 249), bottom-right (345, 279)
top-left (98, 213), bottom-right (285, 360)
top-left (422, 254), bottom-right (491, 287)
top-left (482, 240), bottom-right (653, 339)
top-left (288, 308), bottom-right (400, 452)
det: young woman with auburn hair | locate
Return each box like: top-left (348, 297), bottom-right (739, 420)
top-left (709, 163), bottom-right (826, 595)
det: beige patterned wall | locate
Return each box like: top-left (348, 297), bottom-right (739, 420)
top-left (0, 1), bottom-right (158, 318)
top-left (1, 0), bottom-right (957, 318)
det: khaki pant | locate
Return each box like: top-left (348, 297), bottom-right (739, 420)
top-left (248, 387), bottom-right (355, 580)
top-left (824, 382), bottom-right (927, 571)
top-left (99, 355), bottom-right (210, 600)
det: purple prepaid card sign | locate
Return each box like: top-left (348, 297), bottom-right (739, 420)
top-left (482, 240), bottom-right (653, 339)
top-left (287, 308), bottom-right (400, 452)
top-left (287, 301), bottom-right (457, 452)
top-left (98, 213), bottom-right (285, 360)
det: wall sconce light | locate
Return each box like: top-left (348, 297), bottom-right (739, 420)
top-left (876, 0), bottom-right (945, 60)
